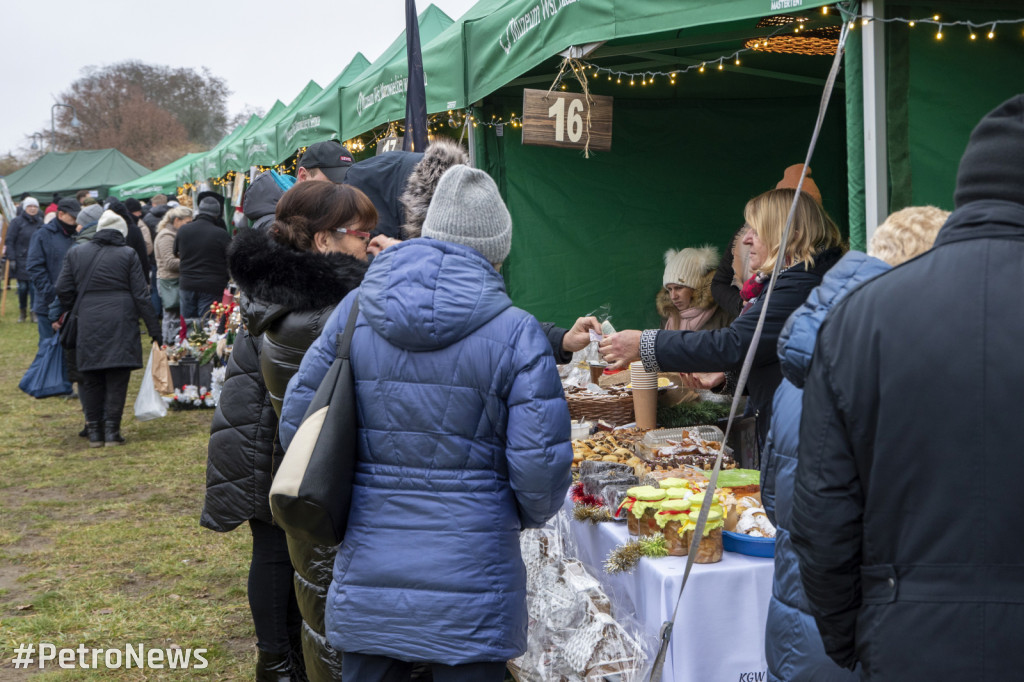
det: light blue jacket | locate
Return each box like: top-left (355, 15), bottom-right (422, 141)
top-left (280, 238), bottom-right (572, 664)
top-left (762, 251), bottom-right (889, 681)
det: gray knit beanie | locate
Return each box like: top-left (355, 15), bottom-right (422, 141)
top-left (198, 196), bottom-right (221, 217)
top-left (420, 165), bottom-right (512, 264)
top-left (76, 204), bottom-right (104, 229)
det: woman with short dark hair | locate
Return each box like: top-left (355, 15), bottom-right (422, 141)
top-left (202, 180), bottom-right (374, 681)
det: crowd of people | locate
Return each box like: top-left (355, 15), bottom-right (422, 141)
top-left (3, 94), bottom-right (1021, 681)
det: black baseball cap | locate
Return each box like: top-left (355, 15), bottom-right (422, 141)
top-left (57, 197), bottom-right (81, 218)
top-left (298, 140), bottom-right (354, 183)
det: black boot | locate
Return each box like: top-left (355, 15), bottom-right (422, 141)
top-left (86, 422), bottom-right (104, 449)
top-left (17, 308), bottom-right (26, 323)
top-left (103, 421), bottom-right (125, 446)
top-left (255, 649), bottom-right (300, 682)
top-left (79, 424), bottom-right (88, 438)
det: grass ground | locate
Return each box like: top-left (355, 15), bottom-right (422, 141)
top-left (0, 291), bottom-right (254, 680)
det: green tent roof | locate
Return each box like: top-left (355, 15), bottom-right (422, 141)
top-left (223, 100), bottom-right (285, 174)
top-left (276, 53), bottom-right (373, 155)
top-left (110, 152), bottom-right (204, 199)
top-left (242, 80), bottom-right (324, 169)
top-left (339, 4), bottom-right (455, 139)
top-left (5, 149), bottom-right (151, 197)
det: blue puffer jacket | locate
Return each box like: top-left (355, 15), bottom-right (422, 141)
top-left (281, 238), bottom-right (573, 664)
top-left (26, 219), bottom-right (75, 315)
top-left (761, 251), bottom-right (889, 682)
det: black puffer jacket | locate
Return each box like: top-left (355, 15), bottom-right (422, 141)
top-left (4, 211), bottom-right (44, 280)
top-left (54, 230), bottom-right (159, 371)
top-left (201, 330), bottom-right (282, 531)
top-left (229, 227), bottom-right (367, 682)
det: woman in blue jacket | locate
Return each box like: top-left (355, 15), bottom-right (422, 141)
top-left (281, 165), bottom-right (572, 681)
top-left (760, 205), bottom-right (948, 681)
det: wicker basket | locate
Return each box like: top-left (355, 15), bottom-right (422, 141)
top-left (565, 389), bottom-right (635, 425)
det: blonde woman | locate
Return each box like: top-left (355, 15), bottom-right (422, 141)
top-left (153, 206), bottom-right (193, 343)
top-left (600, 188), bottom-right (845, 448)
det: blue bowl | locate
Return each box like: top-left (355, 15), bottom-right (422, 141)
top-left (722, 530), bottom-right (775, 558)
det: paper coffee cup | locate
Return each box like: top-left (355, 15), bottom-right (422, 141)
top-left (633, 387), bottom-right (658, 429)
top-left (630, 361), bottom-right (658, 389)
top-left (589, 363), bottom-right (606, 385)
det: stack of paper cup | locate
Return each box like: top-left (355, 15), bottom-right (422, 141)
top-left (630, 361), bottom-right (658, 429)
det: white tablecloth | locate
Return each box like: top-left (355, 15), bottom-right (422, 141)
top-left (562, 497), bottom-right (775, 681)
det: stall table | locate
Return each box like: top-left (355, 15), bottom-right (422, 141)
top-left (562, 496), bottom-right (774, 681)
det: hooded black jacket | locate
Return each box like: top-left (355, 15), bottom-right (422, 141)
top-left (241, 170), bottom-right (285, 233)
top-left (791, 95), bottom-right (1024, 680)
top-left (54, 230), bottom-right (159, 371)
top-left (229, 227), bottom-right (366, 681)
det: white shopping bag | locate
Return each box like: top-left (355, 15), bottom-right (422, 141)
top-left (135, 345), bottom-right (168, 421)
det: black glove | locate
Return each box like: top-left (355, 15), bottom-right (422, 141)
top-left (151, 335), bottom-right (164, 348)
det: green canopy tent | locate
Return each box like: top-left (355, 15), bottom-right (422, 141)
top-left (339, 4), bottom-right (456, 141)
top-left (275, 53), bottom-right (373, 157)
top-left (5, 149), bottom-right (151, 199)
top-left (223, 101), bottom-right (285, 175)
top-left (242, 80), bottom-right (324, 169)
top-left (453, 0), bottom-right (842, 329)
top-left (110, 152), bottom-right (204, 199)
top-left (203, 113), bottom-right (267, 182)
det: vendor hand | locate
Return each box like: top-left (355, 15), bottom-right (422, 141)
top-left (367, 235), bottom-right (402, 257)
top-left (680, 372), bottom-right (726, 390)
top-left (599, 330), bottom-right (642, 371)
top-left (561, 316), bottom-right (602, 353)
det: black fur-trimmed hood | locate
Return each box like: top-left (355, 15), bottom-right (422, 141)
top-left (229, 227), bottom-right (367, 333)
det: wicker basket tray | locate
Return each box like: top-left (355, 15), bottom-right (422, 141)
top-left (565, 389), bottom-right (635, 425)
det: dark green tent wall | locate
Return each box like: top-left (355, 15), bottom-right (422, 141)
top-left (479, 92), bottom-right (848, 331)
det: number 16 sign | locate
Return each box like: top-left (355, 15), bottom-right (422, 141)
top-left (521, 88), bottom-right (612, 152)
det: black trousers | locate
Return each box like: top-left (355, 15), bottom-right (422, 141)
top-left (79, 368), bottom-right (131, 423)
top-left (248, 519), bottom-right (301, 653)
top-left (342, 652), bottom-right (507, 682)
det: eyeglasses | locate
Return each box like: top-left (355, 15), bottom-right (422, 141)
top-left (334, 227), bottom-right (371, 242)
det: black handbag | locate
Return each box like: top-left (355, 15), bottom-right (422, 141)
top-left (269, 299), bottom-right (360, 546)
top-left (59, 249), bottom-right (107, 350)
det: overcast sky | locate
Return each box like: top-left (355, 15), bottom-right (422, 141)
top-left (0, 0), bottom-right (479, 158)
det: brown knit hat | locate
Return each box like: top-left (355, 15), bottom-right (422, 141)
top-left (776, 164), bottom-right (822, 205)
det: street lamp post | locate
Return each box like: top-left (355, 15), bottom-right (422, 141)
top-left (51, 103), bottom-right (81, 151)
top-left (29, 133), bottom-right (44, 152)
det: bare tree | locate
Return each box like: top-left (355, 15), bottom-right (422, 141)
top-left (46, 61), bottom-right (232, 164)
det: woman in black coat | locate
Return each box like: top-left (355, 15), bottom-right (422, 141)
top-left (4, 197), bottom-right (44, 321)
top-left (55, 210), bottom-right (161, 446)
top-left (600, 188), bottom-right (844, 447)
top-left (202, 181), bottom-right (373, 682)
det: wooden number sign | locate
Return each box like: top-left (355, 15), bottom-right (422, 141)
top-left (521, 88), bottom-right (612, 152)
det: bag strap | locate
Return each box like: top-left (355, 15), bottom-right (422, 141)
top-left (335, 297), bottom-right (361, 361)
top-left (67, 247), bottom-right (108, 320)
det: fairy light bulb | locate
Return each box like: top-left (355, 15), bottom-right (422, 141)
top-left (933, 14), bottom-right (940, 21)
top-left (821, 5), bottom-right (829, 14)
top-left (936, 26), bottom-right (943, 39)
top-left (988, 25), bottom-right (996, 38)
top-left (735, 57), bottom-right (741, 65)
top-left (699, 62), bottom-right (705, 73)
top-left (909, 20), bottom-right (915, 27)
top-left (970, 32), bottom-right (977, 39)
top-left (616, 77), bottom-right (621, 84)
top-left (718, 62), bottom-right (724, 70)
